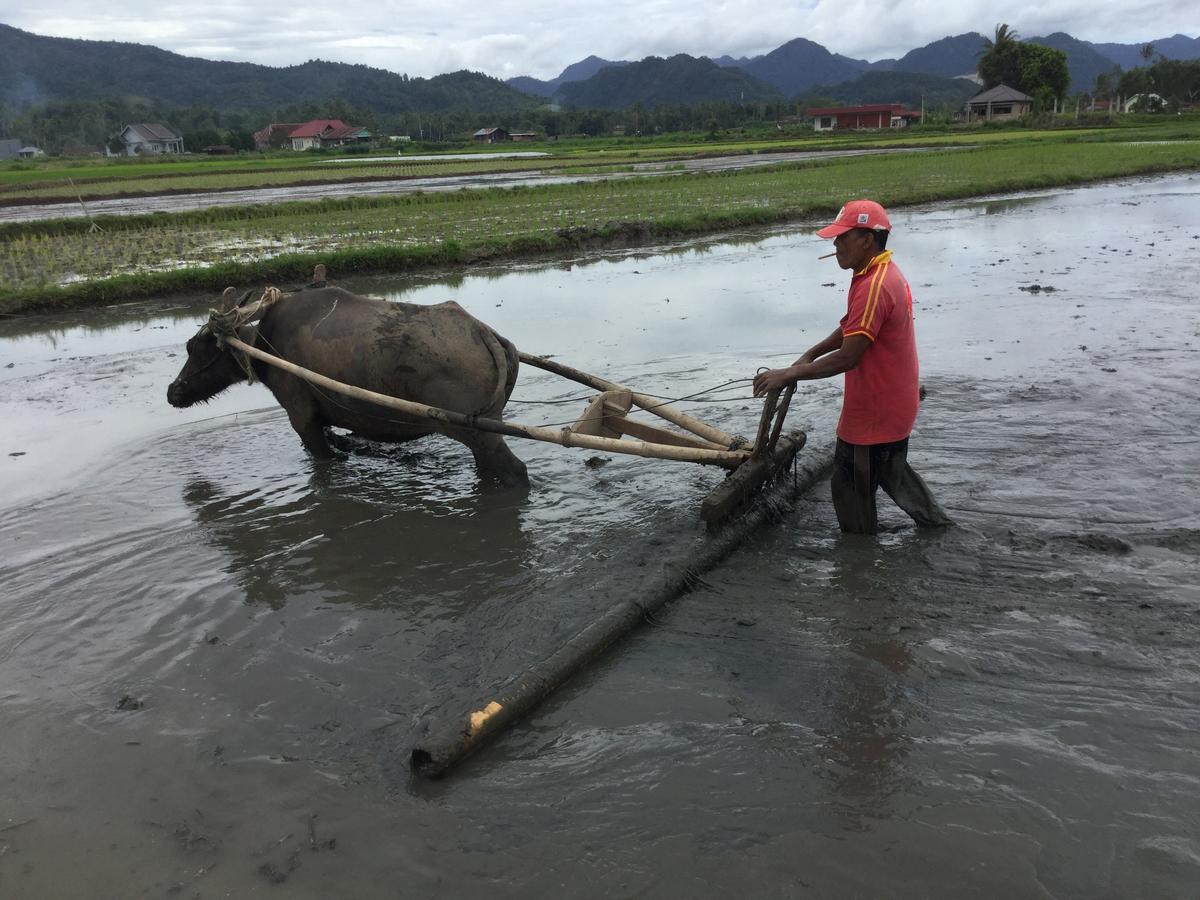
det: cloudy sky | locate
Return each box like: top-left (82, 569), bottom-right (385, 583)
top-left (3, 1), bottom-right (1196, 80)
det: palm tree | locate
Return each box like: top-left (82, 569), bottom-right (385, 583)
top-left (980, 24), bottom-right (1019, 56)
top-left (978, 24), bottom-right (1021, 89)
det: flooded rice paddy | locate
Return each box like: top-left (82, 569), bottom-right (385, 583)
top-left (1, 174), bottom-right (1199, 897)
top-left (0, 146), bottom-right (939, 223)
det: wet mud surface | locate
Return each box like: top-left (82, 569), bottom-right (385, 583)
top-left (1, 174), bottom-right (1199, 897)
top-left (0, 146), bottom-right (938, 222)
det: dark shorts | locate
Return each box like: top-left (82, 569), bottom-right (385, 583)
top-left (831, 437), bottom-right (953, 534)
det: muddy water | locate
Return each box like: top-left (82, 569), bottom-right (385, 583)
top-left (2, 173), bottom-right (1199, 897)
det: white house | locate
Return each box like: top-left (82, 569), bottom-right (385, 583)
top-left (118, 123), bottom-right (185, 155)
top-left (1124, 93), bottom-right (1165, 113)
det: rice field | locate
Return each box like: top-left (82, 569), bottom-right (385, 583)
top-left (5, 122), bottom-right (1189, 204)
top-left (3, 137), bottom-right (1200, 312)
top-left (0, 157), bottom-right (596, 202)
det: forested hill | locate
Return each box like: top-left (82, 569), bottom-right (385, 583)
top-left (557, 55), bottom-right (783, 109)
top-left (805, 71), bottom-right (978, 110)
top-left (739, 38), bottom-right (869, 95)
top-left (506, 56), bottom-right (631, 98)
top-left (886, 33), bottom-right (987, 77)
top-left (0, 24), bottom-right (539, 113)
top-left (1089, 33), bottom-right (1200, 70)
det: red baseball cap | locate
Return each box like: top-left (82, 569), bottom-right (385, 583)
top-left (816, 200), bottom-right (891, 238)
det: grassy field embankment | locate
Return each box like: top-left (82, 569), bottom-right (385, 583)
top-left (3, 130), bottom-right (1199, 313)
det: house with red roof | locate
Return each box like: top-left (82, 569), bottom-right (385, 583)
top-left (288, 120), bottom-right (372, 151)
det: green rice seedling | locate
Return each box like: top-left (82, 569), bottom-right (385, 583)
top-left (3, 137), bottom-right (1199, 312)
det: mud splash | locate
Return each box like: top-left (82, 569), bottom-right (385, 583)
top-left (1, 173), bottom-right (1198, 897)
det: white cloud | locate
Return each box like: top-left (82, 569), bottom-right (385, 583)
top-left (5, 0), bottom-right (1197, 80)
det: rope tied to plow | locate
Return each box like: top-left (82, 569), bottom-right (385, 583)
top-left (207, 286), bottom-right (286, 384)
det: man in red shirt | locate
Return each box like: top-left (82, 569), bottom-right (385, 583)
top-left (752, 200), bottom-right (952, 534)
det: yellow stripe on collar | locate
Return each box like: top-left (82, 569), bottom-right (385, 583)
top-left (855, 249), bottom-right (893, 276)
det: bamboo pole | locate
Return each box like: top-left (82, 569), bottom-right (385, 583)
top-left (225, 337), bottom-right (751, 468)
top-left (753, 388), bottom-right (780, 454)
top-left (767, 385), bottom-right (796, 450)
top-left (518, 352), bottom-right (744, 449)
top-left (410, 437), bottom-right (834, 778)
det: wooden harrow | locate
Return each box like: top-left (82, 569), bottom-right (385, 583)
top-left (206, 278), bottom-right (824, 777)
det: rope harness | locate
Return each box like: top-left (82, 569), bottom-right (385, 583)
top-left (206, 286), bottom-right (285, 384)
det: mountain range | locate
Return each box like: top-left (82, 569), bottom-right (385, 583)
top-left (510, 31), bottom-right (1200, 103)
top-left (557, 55), bottom-right (784, 109)
top-left (0, 23), bottom-right (537, 114)
top-left (2, 22), bottom-right (1198, 116)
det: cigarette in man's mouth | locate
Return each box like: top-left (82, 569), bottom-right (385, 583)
top-left (818, 251), bottom-right (836, 259)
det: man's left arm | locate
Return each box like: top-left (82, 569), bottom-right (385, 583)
top-left (752, 334), bottom-right (871, 396)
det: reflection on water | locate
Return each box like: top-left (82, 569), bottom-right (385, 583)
top-left (181, 446), bottom-right (533, 611)
top-left (1, 173), bottom-right (1199, 897)
top-left (821, 548), bottom-right (917, 817)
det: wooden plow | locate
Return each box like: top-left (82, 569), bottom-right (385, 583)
top-left (213, 286), bottom-right (805, 528)
top-left (205, 280), bottom-right (832, 779)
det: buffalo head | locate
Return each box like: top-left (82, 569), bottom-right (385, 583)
top-left (166, 288), bottom-right (252, 408)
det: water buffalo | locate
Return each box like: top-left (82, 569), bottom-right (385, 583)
top-left (167, 286), bottom-right (528, 486)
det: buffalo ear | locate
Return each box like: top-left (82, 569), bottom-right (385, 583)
top-left (220, 287), bottom-right (238, 311)
top-left (312, 264), bottom-right (327, 286)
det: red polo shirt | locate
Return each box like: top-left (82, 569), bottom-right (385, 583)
top-left (837, 250), bottom-right (920, 445)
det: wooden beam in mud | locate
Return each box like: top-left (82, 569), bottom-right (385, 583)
top-left (224, 337), bottom-right (751, 468)
top-left (409, 435), bottom-right (832, 779)
top-left (701, 431), bottom-right (806, 529)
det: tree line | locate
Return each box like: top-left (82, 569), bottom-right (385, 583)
top-left (1097, 54), bottom-right (1200, 111)
top-left (976, 25), bottom-right (1200, 114)
top-left (2, 49), bottom-right (1196, 156)
top-left (0, 94), bottom-right (843, 155)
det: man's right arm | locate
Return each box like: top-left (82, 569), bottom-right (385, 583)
top-left (795, 327), bottom-right (844, 366)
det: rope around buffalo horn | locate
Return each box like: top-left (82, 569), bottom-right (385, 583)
top-left (207, 286), bottom-right (286, 384)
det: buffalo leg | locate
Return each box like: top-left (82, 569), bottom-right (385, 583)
top-left (289, 410), bottom-right (333, 458)
top-left (280, 395), bottom-right (333, 458)
top-left (447, 427), bottom-right (528, 487)
top-left (262, 375), bottom-right (336, 459)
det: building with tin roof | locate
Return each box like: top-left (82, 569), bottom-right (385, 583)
top-left (118, 123), bottom-right (184, 155)
top-left (963, 85), bottom-right (1034, 122)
